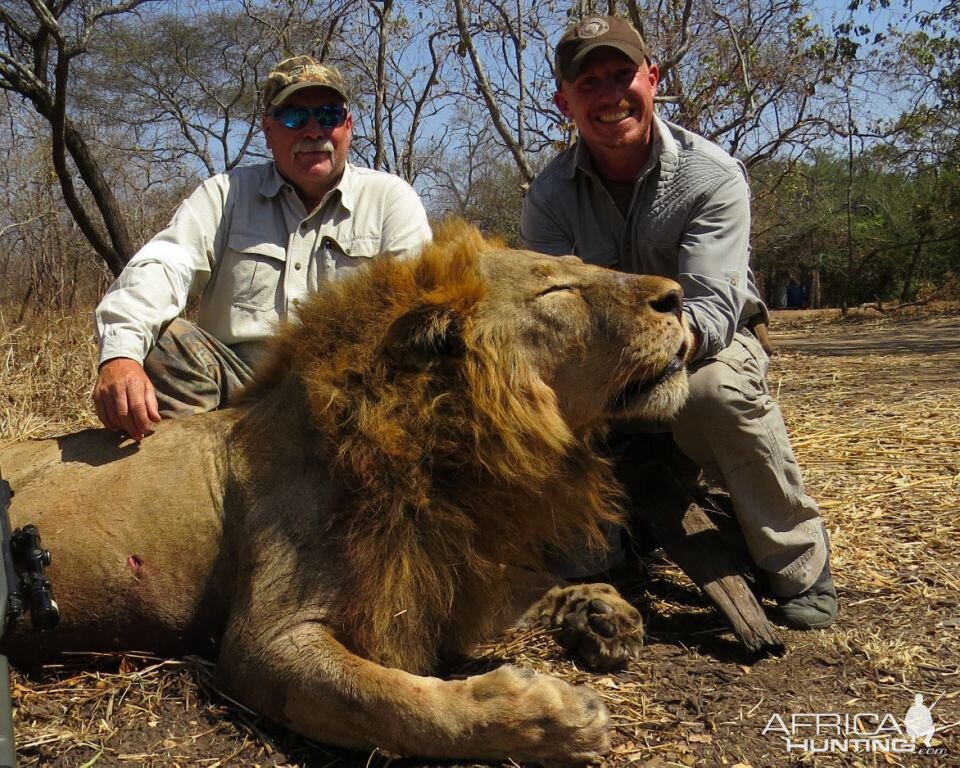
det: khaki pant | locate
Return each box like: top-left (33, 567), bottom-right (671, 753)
top-left (142, 319), bottom-right (263, 418)
top-left (668, 329), bottom-right (827, 597)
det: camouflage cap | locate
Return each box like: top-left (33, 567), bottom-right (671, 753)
top-left (262, 56), bottom-right (349, 110)
top-left (555, 15), bottom-right (651, 84)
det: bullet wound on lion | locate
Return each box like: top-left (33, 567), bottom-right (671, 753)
top-left (127, 555), bottom-right (143, 571)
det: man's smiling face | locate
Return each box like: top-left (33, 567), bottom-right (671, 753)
top-left (554, 47), bottom-right (658, 157)
top-left (263, 88), bottom-right (353, 209)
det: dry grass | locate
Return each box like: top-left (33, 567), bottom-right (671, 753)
top-left (2, 301), bottom-right (959, 766)
top-left (0, 308), bottom-right (100, 441)
top-left (770, 305), bottom-right (960, 672)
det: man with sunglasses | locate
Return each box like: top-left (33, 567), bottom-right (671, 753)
top-left (520, 16), bottom-right (836, 630)
top-left (93, 56), bottom-right (432, 440)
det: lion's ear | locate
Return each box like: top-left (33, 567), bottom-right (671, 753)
top-left (381, 303), bottom-right (465, 372)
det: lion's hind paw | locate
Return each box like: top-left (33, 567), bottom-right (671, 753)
top-left (538, 583), bottom-right (644, 670)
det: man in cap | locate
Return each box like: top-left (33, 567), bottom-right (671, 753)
top-left (93, 56), bottom-right (432, 440)
top-left (521, 16), bottom-right (836, 629)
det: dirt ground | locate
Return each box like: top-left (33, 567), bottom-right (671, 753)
top-left (8, 305), bottom-right (960, 767)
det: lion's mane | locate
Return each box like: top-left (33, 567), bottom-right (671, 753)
top-left (239, 222), bottom-right (622, 673)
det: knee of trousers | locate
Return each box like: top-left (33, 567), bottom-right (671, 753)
top-left (669, 357), bottom-right (781, 474)
top-left (142, 318), bottom-right (209, 378)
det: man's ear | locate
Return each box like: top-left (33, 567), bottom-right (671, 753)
top-left (646, 62), bottom-right (660, 94)
top-left (381, 303), bottom-right (465, 372)
top-left (554, 90), bottom-right (572, 118)
top-left (262, 116), bottom-right (275, 151)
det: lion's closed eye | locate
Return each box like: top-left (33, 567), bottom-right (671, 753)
top-left (537, 284), bottom-right (578, 297)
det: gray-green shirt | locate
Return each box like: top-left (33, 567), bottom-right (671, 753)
top-left (521, 116), bottom-right (766, 361)
top-left (96, 161), bottom-right (432, 365)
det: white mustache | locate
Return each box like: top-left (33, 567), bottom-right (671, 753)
top-left (293, 139), bottom-right (335, 154)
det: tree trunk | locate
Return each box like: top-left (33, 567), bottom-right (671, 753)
top-left (48, 54), bottom-right (135, 278)
top-left (808, 263), bottom-right (821, 309)
top-left (899, 238), bottom-right (924, 306)
top-left (611, 434), bottom-right (784, 656)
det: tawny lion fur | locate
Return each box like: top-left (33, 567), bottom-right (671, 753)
top-left (1, 222), bottom-right (693, 766)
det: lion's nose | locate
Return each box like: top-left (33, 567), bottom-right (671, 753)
top-left (649, 284), bottom-right (683, 320)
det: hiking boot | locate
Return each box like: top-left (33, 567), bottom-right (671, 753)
top-left (775, 558), bottom-right (837, 630)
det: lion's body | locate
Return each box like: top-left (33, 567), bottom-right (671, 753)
top-left (1, 416), bottom-right (234, 657)
top-left (1, 223), bottom-right (691, 765)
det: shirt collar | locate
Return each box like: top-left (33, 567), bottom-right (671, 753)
top-left (567, 113), bottom-right (674, 184)
top-left (260, 161), bottom-right (355, 212)
top-left (261, 163), bottom-right (288, 198)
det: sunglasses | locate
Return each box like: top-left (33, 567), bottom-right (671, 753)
top-left (269, 104), bottom-right (348, 130)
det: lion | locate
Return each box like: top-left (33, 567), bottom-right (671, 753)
top-left (1, 222), bottom-right (693, 765)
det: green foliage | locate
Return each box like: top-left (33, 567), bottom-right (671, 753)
top-left (752, 150), bottom-right (960, 308)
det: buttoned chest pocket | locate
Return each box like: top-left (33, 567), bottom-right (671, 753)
top-left (322, 235), bottom-right (382, 281)
top-left (224, 236), bottom-right (287, 312)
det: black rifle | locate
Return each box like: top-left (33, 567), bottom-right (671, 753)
top-left (1, 473), bottom-right (59, 768)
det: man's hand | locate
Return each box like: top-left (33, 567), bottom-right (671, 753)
top-left (93, 358), bottom-right (161, 442)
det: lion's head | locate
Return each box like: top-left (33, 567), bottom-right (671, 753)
top-left (241, 220), bottom-right (691, 670)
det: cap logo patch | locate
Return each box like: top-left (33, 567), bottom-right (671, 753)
top-left (577, 17), bottom-right (610, 39)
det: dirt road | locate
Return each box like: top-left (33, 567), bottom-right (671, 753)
top-left (772, 310), bottom-right (960, 358)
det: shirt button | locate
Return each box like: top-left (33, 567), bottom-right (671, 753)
top-left (294, 262), bottom-right (302, 270)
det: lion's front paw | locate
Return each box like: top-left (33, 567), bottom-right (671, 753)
top-left (537, 583), bottom-right (643, 670)
top-left (466, 666), bottom-right (610, 765)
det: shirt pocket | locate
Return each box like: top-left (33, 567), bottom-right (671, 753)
top-left (323, 235), bottom-right (382, 280)
top-left (224, 234), bottom-right (287, 312)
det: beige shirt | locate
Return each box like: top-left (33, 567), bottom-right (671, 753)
top-left (96, 162), bottom-right (432, 365)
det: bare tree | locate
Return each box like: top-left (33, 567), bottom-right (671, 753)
top-left (81, 9), bottom-right (265, 176)
top-left (633, 0), bottom-right (845, 167)
top-left (339, 0), bottom-right (454, 183)
top-left (0, 0), bottom-right (154, 276)
top-left (428, 106), bottom-right (526, 237)
top-left (449, 0), bottom-right (566, 185)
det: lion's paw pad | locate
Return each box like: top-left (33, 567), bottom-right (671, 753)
top-left (541, 584), bottom-right (644, 670)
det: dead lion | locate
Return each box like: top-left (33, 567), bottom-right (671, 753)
top-left (1, 222), bottom-right (692, 765)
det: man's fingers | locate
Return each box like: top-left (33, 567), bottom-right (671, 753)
top-left (111, 387), bottom-right (143, 442)
top-left (126, 383), bottom-right (160, 440)
top-left (93, 392), bottom-right (116, 432)
top-left (144, 381), bottom-right (161, 424)
top-left (93, 358), bottom-right (158, 441)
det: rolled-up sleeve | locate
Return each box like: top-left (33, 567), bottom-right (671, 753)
top-left (678, 168), bottom-right (753, 361)
top-left (94, 185), bottom-right (221, 365)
